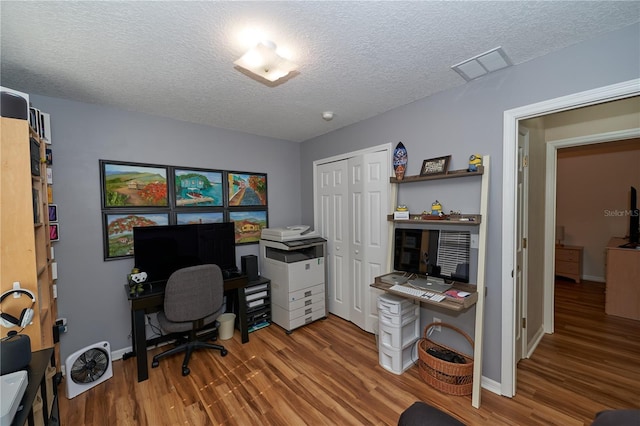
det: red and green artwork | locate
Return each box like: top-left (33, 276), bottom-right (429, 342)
top-left (106, 214), bottom-right (169, 258)
top-left (228, 173), bottom-right (267, 206)
top-left (104, 163), bottom-right (168, 207)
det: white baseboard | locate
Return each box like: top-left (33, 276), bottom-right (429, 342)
top-left (582, 274), bottom-right (605, 283)
top-left (481, 376), bottom-right (501, 395)
top-left (526, 325), bottom-right (546, 358)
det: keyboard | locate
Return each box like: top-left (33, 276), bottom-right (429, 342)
top-left (389, 284), bottom-right (446, 302)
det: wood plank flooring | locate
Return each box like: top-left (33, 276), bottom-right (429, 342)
top-left (59, 280), bottom-right (639, 425)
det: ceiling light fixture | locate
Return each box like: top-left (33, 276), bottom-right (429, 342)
top-left (234, 40), bottom-right (298, 83)
top-left (451, 46), bottom-right (513, 82)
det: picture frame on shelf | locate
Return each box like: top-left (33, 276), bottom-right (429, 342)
top-left (420, 155), bottom-right (451, 177)
top-left (103, 212), bottom-right (169, 260)
top-left (229, 210), bottom-right (268, 245)
top-left (227, 172), bottom-right (267, 206)
top-left (174, 168), bottom-right (223, 207)
top-left (100, 160), bottom-right (169, 208)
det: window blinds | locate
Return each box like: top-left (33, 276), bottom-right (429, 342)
top-left (436, 231), bottom-right (470, 277)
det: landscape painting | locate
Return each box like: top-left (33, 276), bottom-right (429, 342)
top-left (102, 161), bottom-right (168, 208)
top-left (104, 213), bottom-right (169, 259)
top-left (229, 210), bottom-right (267, 244)
top-left (174, 169), bottom-right (223, 207)
top-left (227, 172), bottom-right (267, 206)
top-left (176, 212), bottom-right (224, 225)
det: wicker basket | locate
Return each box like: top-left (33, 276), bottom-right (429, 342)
top-left (417, 322), bottom-right (474, 396)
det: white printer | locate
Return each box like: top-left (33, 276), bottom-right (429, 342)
top-left (260, 226), bottom-right (327, 333)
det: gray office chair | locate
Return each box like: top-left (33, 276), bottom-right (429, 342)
top-left (151, 264), bottom-right (228, 376)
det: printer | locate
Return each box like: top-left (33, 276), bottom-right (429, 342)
top-left (260, 225), bottom-right (325, 251)
top-left (259, 226), bottom-right (327, 333)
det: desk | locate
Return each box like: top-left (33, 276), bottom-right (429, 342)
top-left (12, 348), bottom-right (58, 426)
top-left (605, 238), bottom-right (640, 320)
top-left (125, 274), bottom-right (249, 382)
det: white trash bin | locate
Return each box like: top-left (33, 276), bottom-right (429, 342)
top-left (217, 313), bottom-right (236, 340)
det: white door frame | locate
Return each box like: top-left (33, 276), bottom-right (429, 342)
top-left (501, 79), bottom-right (640, 397)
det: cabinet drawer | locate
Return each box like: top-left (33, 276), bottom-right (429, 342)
top-left (288, 300), bottom-right (326, 322)
top-left (556, 249), bottom-right (580, 262)
top-left (289, 292), bottom-right (324, 311)
top-left (556, 260), bottom-right (579, 275)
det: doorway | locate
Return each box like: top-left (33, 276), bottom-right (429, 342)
top-left (501, 79), bottom-right (640, 397)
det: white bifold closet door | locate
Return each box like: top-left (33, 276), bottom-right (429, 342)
top-left (315, 148), bottom-right (389, 333)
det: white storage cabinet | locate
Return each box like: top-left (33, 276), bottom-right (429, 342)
top-left (378, 293), bottom-right (420, 374)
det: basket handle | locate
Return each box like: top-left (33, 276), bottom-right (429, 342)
top-left (423, 322), bottom-right (474, 350)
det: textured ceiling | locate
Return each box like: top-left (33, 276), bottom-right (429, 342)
top-left (1, 1), bottom-right (638, 142)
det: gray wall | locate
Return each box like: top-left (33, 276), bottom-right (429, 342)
top-left (30, 95), bottom-right (302, 363)
top-left (299, 23), bottom-right (640, 383)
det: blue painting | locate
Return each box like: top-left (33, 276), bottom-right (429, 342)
top-left (174, 169), bottom-right (223, 207)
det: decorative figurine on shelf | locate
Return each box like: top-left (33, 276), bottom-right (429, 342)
top-left (431, 200), bottom-right (443, 216)
top-left (394, 204), bottom-right (410, 220)
top-left (468, 154), bottom-right (482, 172)
top-left (393, 142), bottom-right (408, 180)
top-left (128, 267), bottom-right (148, 296)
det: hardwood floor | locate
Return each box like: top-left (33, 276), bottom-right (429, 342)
top-left (59, 280), bottom-right (639, 425)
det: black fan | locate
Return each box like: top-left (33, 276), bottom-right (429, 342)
top-left (70, 347), bottom-right (109, 383)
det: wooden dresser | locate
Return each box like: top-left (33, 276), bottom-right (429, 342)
top-left (605, 238), bottom-right (640, 320)
top-left (555, 245), bottom-right (583, 283)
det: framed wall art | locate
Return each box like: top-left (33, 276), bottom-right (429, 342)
top-left (420, 155), bottom-right (451, 177)
top-left (174, 168), bottom-right (223, 207)
top-left (103, 212), bottom-right (169, 260)
top-left (176, 212), bottom-right (224, 225)
top-left (48, 204), bottom-right (58, 222)
top-left (227, 172), bottom-right (267, 206)
top-left (49, 223), bottom-right (59, 242)
top-left (229, 210), bottom-right (268, 245)
top-left (101, 160), bottom-right (169, 208)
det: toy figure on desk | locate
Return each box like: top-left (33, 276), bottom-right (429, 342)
top-left (128, 268), bottom-right (148, 296)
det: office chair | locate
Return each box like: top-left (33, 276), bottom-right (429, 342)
top-left (151, 264), bottom-right (228, 376)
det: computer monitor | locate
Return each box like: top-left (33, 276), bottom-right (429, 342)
top-left (133, 222), bottom-right (236, 282)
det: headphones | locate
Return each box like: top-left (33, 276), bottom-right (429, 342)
top-left (0, 288), bottom-right (36, 329)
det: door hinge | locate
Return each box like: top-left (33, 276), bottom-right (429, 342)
top-left (522, 318), bottom-right (526, 329)
top-left (522, 237), bottom-right (527, 249)
top-left (523, 155), bottom-right (529, 167)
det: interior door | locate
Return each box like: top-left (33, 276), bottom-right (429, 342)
top-left (361, 150), bottom-right (388, 331)
top-left (515, 126), bottom-right (530, 365)
top-left (316, 160), bottom-right (350, 320)
top-left (348, 155), bottom-right (366, 329)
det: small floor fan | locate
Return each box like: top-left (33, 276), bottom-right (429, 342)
top-left (65, 341), bottom-right (113, 399)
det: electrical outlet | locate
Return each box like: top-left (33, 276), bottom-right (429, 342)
top-left (433, 317), bottom-right (441, 332)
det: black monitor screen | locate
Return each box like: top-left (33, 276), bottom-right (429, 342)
top-left (393, 228), bottom-right (470, 283)
top-left (133, 222), bottom-right (236, 282)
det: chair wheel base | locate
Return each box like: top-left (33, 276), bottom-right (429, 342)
top-left (152, 360), bottom-right (159, 368)
top-left (182, 367), bottom-right (190, 376)
top-left (221, 349), bottom-right (228, 357)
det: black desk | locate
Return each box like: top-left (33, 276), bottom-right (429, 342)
top-left (13, 348), bottom-right (58, 426)
top-left (125, 274), bottom-right (249, 382)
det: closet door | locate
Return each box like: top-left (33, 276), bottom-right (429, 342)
top-left (349, 151), bottom-right (388, 332)
top-left (315, 148), bottom-right (390, 333)
top-left (317, 160), bottom-right (350, 320)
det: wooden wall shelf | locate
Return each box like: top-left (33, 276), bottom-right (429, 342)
top-left (390, 166), bottom-right (483, 184)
